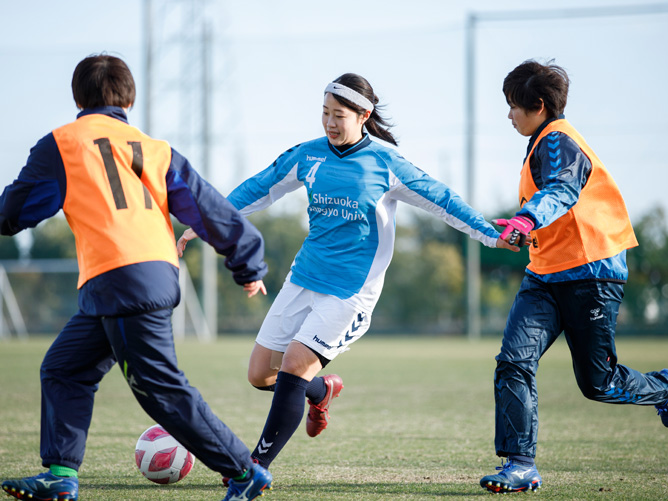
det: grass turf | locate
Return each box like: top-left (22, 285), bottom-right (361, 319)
top-left (0, 334), bottom-right (666, 500)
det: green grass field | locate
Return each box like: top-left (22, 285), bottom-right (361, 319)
top-left (1, 335), bottom-right (667, 500)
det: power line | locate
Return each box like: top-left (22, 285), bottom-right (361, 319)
top-left (471, 2), bottom-right (668, 22)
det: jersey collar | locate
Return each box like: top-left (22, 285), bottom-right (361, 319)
top-left (76, 106), bottom-right (129, 124)
top-left (525, 114), bottom-right (565, 161)
top-left (327, 133), bottom-right (372, 158)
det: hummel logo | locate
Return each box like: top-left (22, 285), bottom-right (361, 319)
top-left (123, 361), bottom-right (148, 397)
top-left (343, 313), bottom-right (367, 343)
top-left (257, 437), bottom-right (273, 454)
top-left (590, 308), bottom-right (604, 321)
top-left (350, 312), bottom-right (367, 334)
top-left (127, 373), bottom-right (148, 397)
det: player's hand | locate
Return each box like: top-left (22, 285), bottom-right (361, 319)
top-left (495, 237), bottom-right (520, 252)
top-left (493, 215), bottom-right (534, 247)
top-left (176, 228), bottom-right (199, 257)
top-left (244, 280), bottom-right (267, 298)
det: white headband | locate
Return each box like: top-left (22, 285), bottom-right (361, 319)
top-left (325, 82), bottom-right (374, 112)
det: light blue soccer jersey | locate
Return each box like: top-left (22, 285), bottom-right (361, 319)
top-left (229, 135), bottom-right (499, 308)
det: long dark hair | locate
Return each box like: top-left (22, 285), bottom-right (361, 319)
top-left (330, 73), bottom-right (398, 146)
top-left (502, 60), bottom-right (569, 119)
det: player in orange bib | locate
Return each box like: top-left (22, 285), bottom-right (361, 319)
top-left (479, 60), bottom-right (668, 494)
top-left (0, 55), bottom-right (272, 501)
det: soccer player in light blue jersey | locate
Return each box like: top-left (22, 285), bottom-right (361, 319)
top-left (178, 73), bottom-right (519, 474)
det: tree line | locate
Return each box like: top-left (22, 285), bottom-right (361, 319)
top-left (0, 205), bottom-right (666, 335)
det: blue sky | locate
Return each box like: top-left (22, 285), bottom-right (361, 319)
top-left (1, 0), bottom-right (667, 225)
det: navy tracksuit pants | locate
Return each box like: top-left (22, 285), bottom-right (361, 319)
top-left (39, 308), bottom-right (252, 477)
top-left (494, 274), bottom-right (668, 458)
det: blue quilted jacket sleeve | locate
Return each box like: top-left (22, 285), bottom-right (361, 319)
top-left (166, 149), bottom-right (268, 285)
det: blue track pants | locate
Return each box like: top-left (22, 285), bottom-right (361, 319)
top-left (494, 275), bottom-right (668, 458)
top-left (39, 308), bottom-right (252, 477)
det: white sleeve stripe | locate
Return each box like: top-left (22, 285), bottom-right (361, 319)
top-left (237, 162), bottom-right (302, 216)
top-left (389, 171), bottom-right (498, 248)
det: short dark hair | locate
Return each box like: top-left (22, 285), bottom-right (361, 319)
top-left (330, 73), bottom-right (398, 146)
top-left (502, 60), bottom-right (569, 118)
top-left (72, 54), bottom-right (136, 109)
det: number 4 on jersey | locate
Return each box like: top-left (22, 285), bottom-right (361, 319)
top-left (305, 162), bottom-right (320, 189)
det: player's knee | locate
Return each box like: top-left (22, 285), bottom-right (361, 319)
top-left (494, 359), bottom-right (539, 399)
top-left (247, 371), bottom-right (262, 387)
top-left (247, 368), bottom-right (276, 389)
top-left (247, 347), bottom-right (281, 388)
top-left (495, 359), bottom-right (534, 379)
top-left (575, 375), bottom-right (607, 401)
top-left (579, 384), bottom-right (601, 401)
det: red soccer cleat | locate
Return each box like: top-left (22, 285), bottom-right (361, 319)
top-left (306, 374), bottom-right (344, 437)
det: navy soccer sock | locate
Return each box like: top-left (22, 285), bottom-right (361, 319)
top-left (251, 371), bottom-right (308, 468)
top-left (306, 376), bottom-right (327, 403)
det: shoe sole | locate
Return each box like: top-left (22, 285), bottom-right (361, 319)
top-left (481, 479), bottom-right (542, 493)
top-left (2, 484), bottom-right (77, 501)
top-left (253, 483), bottom-right (271, 499)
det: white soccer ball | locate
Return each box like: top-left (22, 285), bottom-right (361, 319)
top-left (135, 424), bottom-right (195, 484)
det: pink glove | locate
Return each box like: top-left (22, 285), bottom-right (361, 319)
top-left (493, 215), bottom-right (534, 246)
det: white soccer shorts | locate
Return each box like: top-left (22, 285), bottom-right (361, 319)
top-left (255, 280), bottom-right (371, 361)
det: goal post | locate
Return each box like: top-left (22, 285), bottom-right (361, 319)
top-left (0, 259), bottom-right (211, 341)
top-left (0, 265), bottom-right (27, 339)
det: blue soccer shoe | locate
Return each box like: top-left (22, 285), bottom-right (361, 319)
top-left (657, 399), bottom-right (668, 427)
top-left (656, 369), bottom-right (668, 427)
top-left (480, 459), bottom-right (542, 493)
top-left (657, 404), bottom-right (668, 427)
top-left (1, 471), bottom-right (78, 500)
top-left (222, 463), bottom-right (272, 501)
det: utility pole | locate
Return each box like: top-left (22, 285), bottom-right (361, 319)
top-left (464, 12), bottom-right (480, 340)
top-left (143, 0), bottom-right (218, 337)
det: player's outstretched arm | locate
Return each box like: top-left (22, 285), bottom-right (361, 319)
top-left (167, 151), bottom-right (267, 285)
top-left (177, 228), bottom-right (266, 298)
